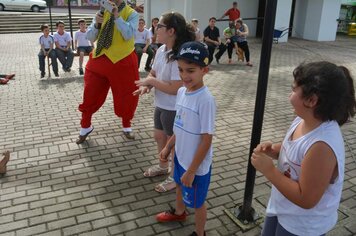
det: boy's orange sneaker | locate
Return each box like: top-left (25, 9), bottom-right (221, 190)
top-left (156, 208), bottom-right (187, 222)
top-left (5, 74), bottom-right (15, 80)
top-left (0, 78), bottom-right (9, 84)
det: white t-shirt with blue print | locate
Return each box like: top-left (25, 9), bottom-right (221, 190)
top-left (173, 86), bottom-right (216, 176)
top-left (39, 34), bottom-right (54, 49)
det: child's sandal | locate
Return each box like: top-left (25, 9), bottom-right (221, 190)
top-left (143, 165), bottom-right (169, 177)
top-left (154, 176), bottom-right (176, 193)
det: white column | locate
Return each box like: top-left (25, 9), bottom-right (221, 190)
top-left (184, 0), bottom-right (192, 21)
top-left (294, 0), bottom-right (342, 41)
top-left (274, 0), bottom-right (292, 43)
top-left (144, 0), bottom-right (151, 26)
top-left (317, 0), bottom-right (342, 41)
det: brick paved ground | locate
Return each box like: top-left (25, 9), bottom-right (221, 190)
top-left (0, 33), bottom-right (355, 236)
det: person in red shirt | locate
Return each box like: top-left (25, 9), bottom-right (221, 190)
top-left (219, 1), bottom-right (240, 22)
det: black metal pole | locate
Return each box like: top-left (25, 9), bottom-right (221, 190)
top-left (48, 1), bottom-right (53, 35)
top-left (237, 0), bottom-right (278, 222)
top-left (68, 0), bottom-right (74, 49)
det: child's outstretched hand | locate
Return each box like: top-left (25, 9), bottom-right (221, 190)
top-left (135, 76), bottom-right (155, 87)
top-left (133, 86), bottom-right (151, 96)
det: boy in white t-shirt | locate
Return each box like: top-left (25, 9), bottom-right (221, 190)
top-left (74, 19), bottom-right (93, 75)
top-left (134, 18), bottom-right (154, 72)
top-left (54, 20), bottom-right (74, 72)
top-left (156, 41), bottom-right (216, 236)
top-left (38, 24), bottom-right (59, 78)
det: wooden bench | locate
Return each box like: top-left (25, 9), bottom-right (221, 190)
top-left (47, 56), bottom-right (52, 78)
top-left (46, 50), bottom-right (91, 78)
top-left (73, 50), bottom-right (90, 57)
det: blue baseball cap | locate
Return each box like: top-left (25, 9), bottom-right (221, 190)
top-left (176, 41), bottom-right (209, 67)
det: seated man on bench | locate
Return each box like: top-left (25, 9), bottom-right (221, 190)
top-left (74, 19), bottom-right (94, 75)
top-left (134, 18), bottom-right (154, 72)
top-left (203, 17), bottom-right (226, 64)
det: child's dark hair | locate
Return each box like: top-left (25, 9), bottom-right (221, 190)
top-left (209, 17), bottom-right (217, 22)
top-left (160, 12), bottom-right (196, 62)
top-left (293, 61), bottom-right (356, 125)
top-left (139, 18), bottom-right (145, 23)
top-left (77, 19), bottom-right (86, 25)
top-left (229, 21), bottom-right (235, 28)
top-left (151, 17), bottom-right (159, 24)
top-left (151, 17), bottom-right (159, 34)
top-left (56, 20), bottom-right (65, 27)
top-left (40, 24), bottom-right (49, 31)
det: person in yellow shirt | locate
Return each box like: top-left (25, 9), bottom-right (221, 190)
top-left (76, 0), bottom-right (139, 144)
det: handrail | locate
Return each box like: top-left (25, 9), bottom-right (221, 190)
top-left (216, 17), bottom-right (264, 22)
top-left (337, 19), bottom-right (356, 23)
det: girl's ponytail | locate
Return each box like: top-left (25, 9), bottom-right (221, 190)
top-left (339, 66), bottom-right (356, 123)
top-left (162, 12), bottom-right (196, 62)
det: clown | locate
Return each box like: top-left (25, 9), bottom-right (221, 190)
top-left (76, 0), bottom-right (139, 144)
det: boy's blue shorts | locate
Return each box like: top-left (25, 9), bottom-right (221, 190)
top-left (77, 46), bottom-right (93, 54)
top-left (173, 154), bottom-right (211, 209)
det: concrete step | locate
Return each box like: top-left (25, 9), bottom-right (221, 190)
top-left (0, 24), bottom-right (92, 34)
top-left (0, 25), bottom-right (83, 31)
top-left (0, 13), bottom-right (93, 34)
top-left (0, 18), bottom-right (93, 25)
top-left (0, 17), bottom-right (93, 24)
top-left (0, 17), bottom-right (93, 22)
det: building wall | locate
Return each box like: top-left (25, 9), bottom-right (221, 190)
top-left (293, 0), bottom-right (307, 38)
top-left (144, 0), bottom-right (259, 38)
top-left (303, 0), bottom-right (323, 40)
top-left (293, 0), bottom-right (341, 41)
top-left (274, 0), bottom-right (292, 43)
top-left (145, 0), bottom-right (342, 42)
top-left (318, 0), bottom-right (342, 41)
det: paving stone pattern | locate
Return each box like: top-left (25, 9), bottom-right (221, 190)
top-left (0, 33), bottom-right (355, 236)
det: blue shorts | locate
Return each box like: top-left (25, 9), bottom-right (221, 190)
top-left (173, 154), bottom-right (211, 208)
top-left (77, 46), bottom-right (93, 54)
